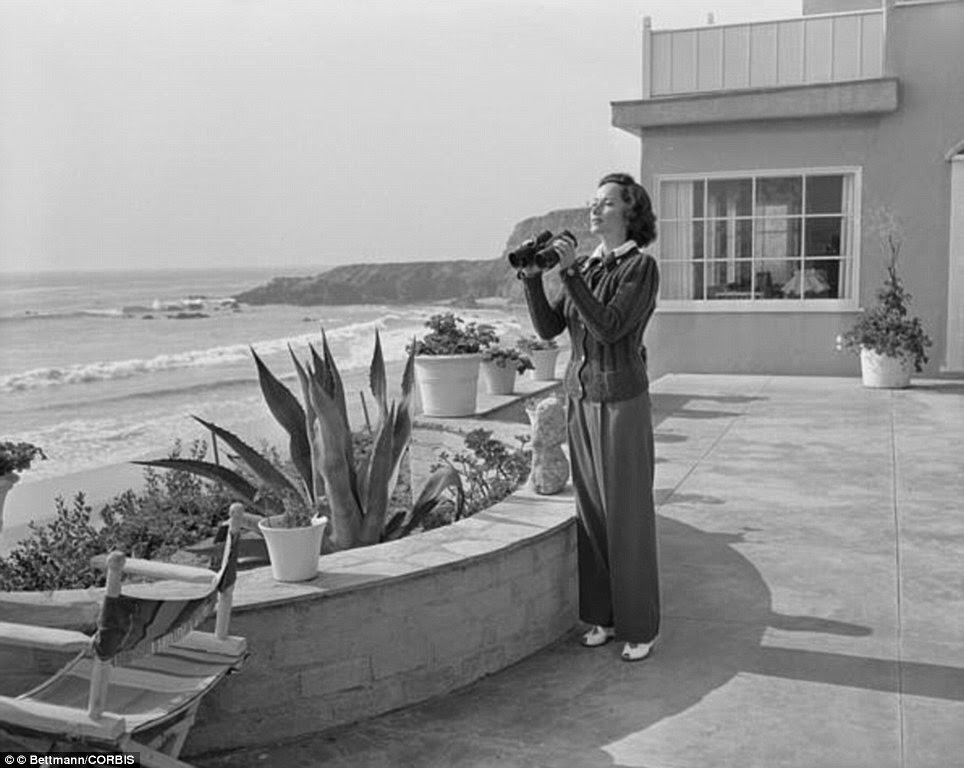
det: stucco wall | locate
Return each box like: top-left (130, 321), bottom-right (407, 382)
top-left (633, 1), bottom-right (964, 377)
top-left (646, 310), bottom-right (862, 379)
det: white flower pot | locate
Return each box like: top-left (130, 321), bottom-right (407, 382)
top-left (414, 354), bottom-right (482, 417)
top-left (258, 514), bottom-right (327, 582)
top-left (860, 347), bottom-right (913, 389)
top-left (528, 348), bottom-right (560, 381)
top-left (0, 472), bottom-right (19, 534)
top-left (481, 360), bottom-right (517, 395)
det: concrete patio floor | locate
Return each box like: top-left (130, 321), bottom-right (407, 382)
top-left (198, 373), bottom-right (964, 768)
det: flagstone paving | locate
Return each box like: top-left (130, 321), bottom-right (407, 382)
top-left (198, 374), bottom-right (964, 768)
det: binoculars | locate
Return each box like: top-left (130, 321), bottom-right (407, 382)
top-left (507, 230), bottom-right (577, 271)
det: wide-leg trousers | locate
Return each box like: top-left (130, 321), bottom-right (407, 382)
top-left (567, 391), bottom-right (660, 643)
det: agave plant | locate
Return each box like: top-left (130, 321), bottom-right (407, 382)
top-left (137, 330), bottom-right (463, 551)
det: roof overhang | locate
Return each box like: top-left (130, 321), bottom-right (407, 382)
top-left (612, 78), bottom-right (899, 134)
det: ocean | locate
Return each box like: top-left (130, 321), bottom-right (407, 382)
top-left (0, 267), bottom-right (530, 485)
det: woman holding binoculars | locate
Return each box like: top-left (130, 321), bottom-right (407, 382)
top-left (518, 172), bottom-right (661, 662)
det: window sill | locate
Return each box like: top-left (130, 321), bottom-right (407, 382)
top-left (656, 300), bottom-right (861, 314)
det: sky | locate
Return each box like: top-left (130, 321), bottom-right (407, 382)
top-left (0, 0), bottom-right (802, 273)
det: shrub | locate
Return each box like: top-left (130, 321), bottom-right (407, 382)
top-left (431, 428), bottom-right (531, 520)
top-left (0, 440), bottom-right (233, 591)
top-left (0, 441), bottom-right (47, 475)
top-left (0, 493), bottom-right (105, 591)
top-left (837, 208), bottom-right (933, 372)
top-left (101, 440), bottom-right (233, 560)
top-left (837, 238), bottom-right (932, 372)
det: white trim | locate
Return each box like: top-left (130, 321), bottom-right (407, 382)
top-left (649, 8), bottom-right (881, 35)
top-left (657, 165), bottom-right (862, 181)
top-left (654, 166), bottom-right (862, 311)
top-left (656, 301), bottom-right (859, 314)
top-left (944, 147), bottom-right (964, 371)
top-left (895, 0), bottom-right (963, 7)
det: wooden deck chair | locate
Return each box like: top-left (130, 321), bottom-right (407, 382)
top-left (0, 505), bottom-right (249, 767)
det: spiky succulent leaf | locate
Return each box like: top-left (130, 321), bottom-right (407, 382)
top-left (309, 343), bottom-right (334, 400)
top-left (289, 347), bottom-right (323, 503)
top-left (412, 466), bottom-right (464, 518)
top-left (252, 347), bottom-right (313, 497)
top-left (132, 459), bottom-right (258, 502)
top-left (192, 416), bottom-right (303, 502)
top-left (357, 403), bottom-right (397, 545)
top-left (305, 374), bottom-right (363, 549)
top-left (386, 342), bottom-right (418, 494)
top-left (382, 466), bottom-right (464, 540)
top-left (400, 339), bottom-right (416, 404)
top-left (321, 331), bottom-right (352, 433)
top-left (369, 329), bottom-right (389, 417)
top-left (310, 339), bottom-right (356, 491)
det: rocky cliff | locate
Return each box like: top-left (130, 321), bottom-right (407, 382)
top-left (234, 207), bottom-right (594, 306)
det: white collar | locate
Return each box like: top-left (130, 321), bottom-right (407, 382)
top-left (588, 240), bottom-right (638, 265)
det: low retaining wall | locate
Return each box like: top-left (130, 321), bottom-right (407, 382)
top-left (1, 390), bottom-right (577, 756)
top-left (185, 485), bottom-right (577, 756)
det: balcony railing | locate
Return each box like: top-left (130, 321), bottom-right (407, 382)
top-left (643, 9), bottom-right (885, 98)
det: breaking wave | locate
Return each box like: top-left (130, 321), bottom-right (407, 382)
top-left (0, 310), bottom-right (522, 394)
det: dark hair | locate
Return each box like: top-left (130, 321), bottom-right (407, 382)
top-left (597, 172), bottom-right (657, 247)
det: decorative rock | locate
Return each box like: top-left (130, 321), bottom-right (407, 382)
top-left (526, 395), bottom-right (569, 495)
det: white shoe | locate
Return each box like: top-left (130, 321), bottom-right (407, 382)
top-left (580, 625), bottom-right (615, 647)
top-left (621, 639), bottom-right (656, 662)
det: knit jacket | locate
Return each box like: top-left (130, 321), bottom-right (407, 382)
top-left (522, 243), bottom-right (659, 402)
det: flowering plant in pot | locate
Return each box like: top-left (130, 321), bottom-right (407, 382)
top-left (836, 227), bottom-right (932, 389)
top-left (479, 346), bottom-right (533, 395)
top-left (0, 441), bottom-right (46, 534)
top-left (408, 313), bottom-right (498, 417)
top-left (516, 334), bottom-right (560, 381)
top-left (138, 331), bottom-right (462, 581)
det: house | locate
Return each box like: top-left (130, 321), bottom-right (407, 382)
top-left (612, 0), bottom-right (964, 377)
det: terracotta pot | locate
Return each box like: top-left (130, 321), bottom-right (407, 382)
top-left (481, 360), bottom-right (517, 395)
top-left (413, 354), bottom-right (482, 417)
top-left (258, 515), bottom-right (327, 582)
top-left (860, 347), bottom-right (913, 389)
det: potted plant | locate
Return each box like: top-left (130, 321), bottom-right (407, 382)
top-left (516, 335), bottom-right (560, 381)
top-left (0, 441), bottom-right (46, 534)
top-left (837, 229), bottom-right (932, 389)
top-left (480, 346), bottom-right (533, 395)
top-left (138, 330), bottom-right (462, 582)
top-left (409, 312), bottom-right (498, 417)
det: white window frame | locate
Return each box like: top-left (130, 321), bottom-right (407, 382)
top-left (654, 166), bottom-right (862, 313)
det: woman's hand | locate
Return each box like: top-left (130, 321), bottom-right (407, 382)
top-left (554, 237), bottom-right (577, 271)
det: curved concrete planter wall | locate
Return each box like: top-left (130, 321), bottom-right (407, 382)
top-left (2, 484), bottom-right (577, 755)
top-left (185, 486), bottom-right (576, 755)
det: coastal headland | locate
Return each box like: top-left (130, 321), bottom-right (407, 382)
top-left (235, 207), bottom-right (593, 307)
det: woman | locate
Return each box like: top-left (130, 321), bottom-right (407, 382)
top-left (520, 172), bottom-right (660, 661)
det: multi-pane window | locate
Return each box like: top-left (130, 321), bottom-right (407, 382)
top-left (658, 170), bottom-right (858, 305)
